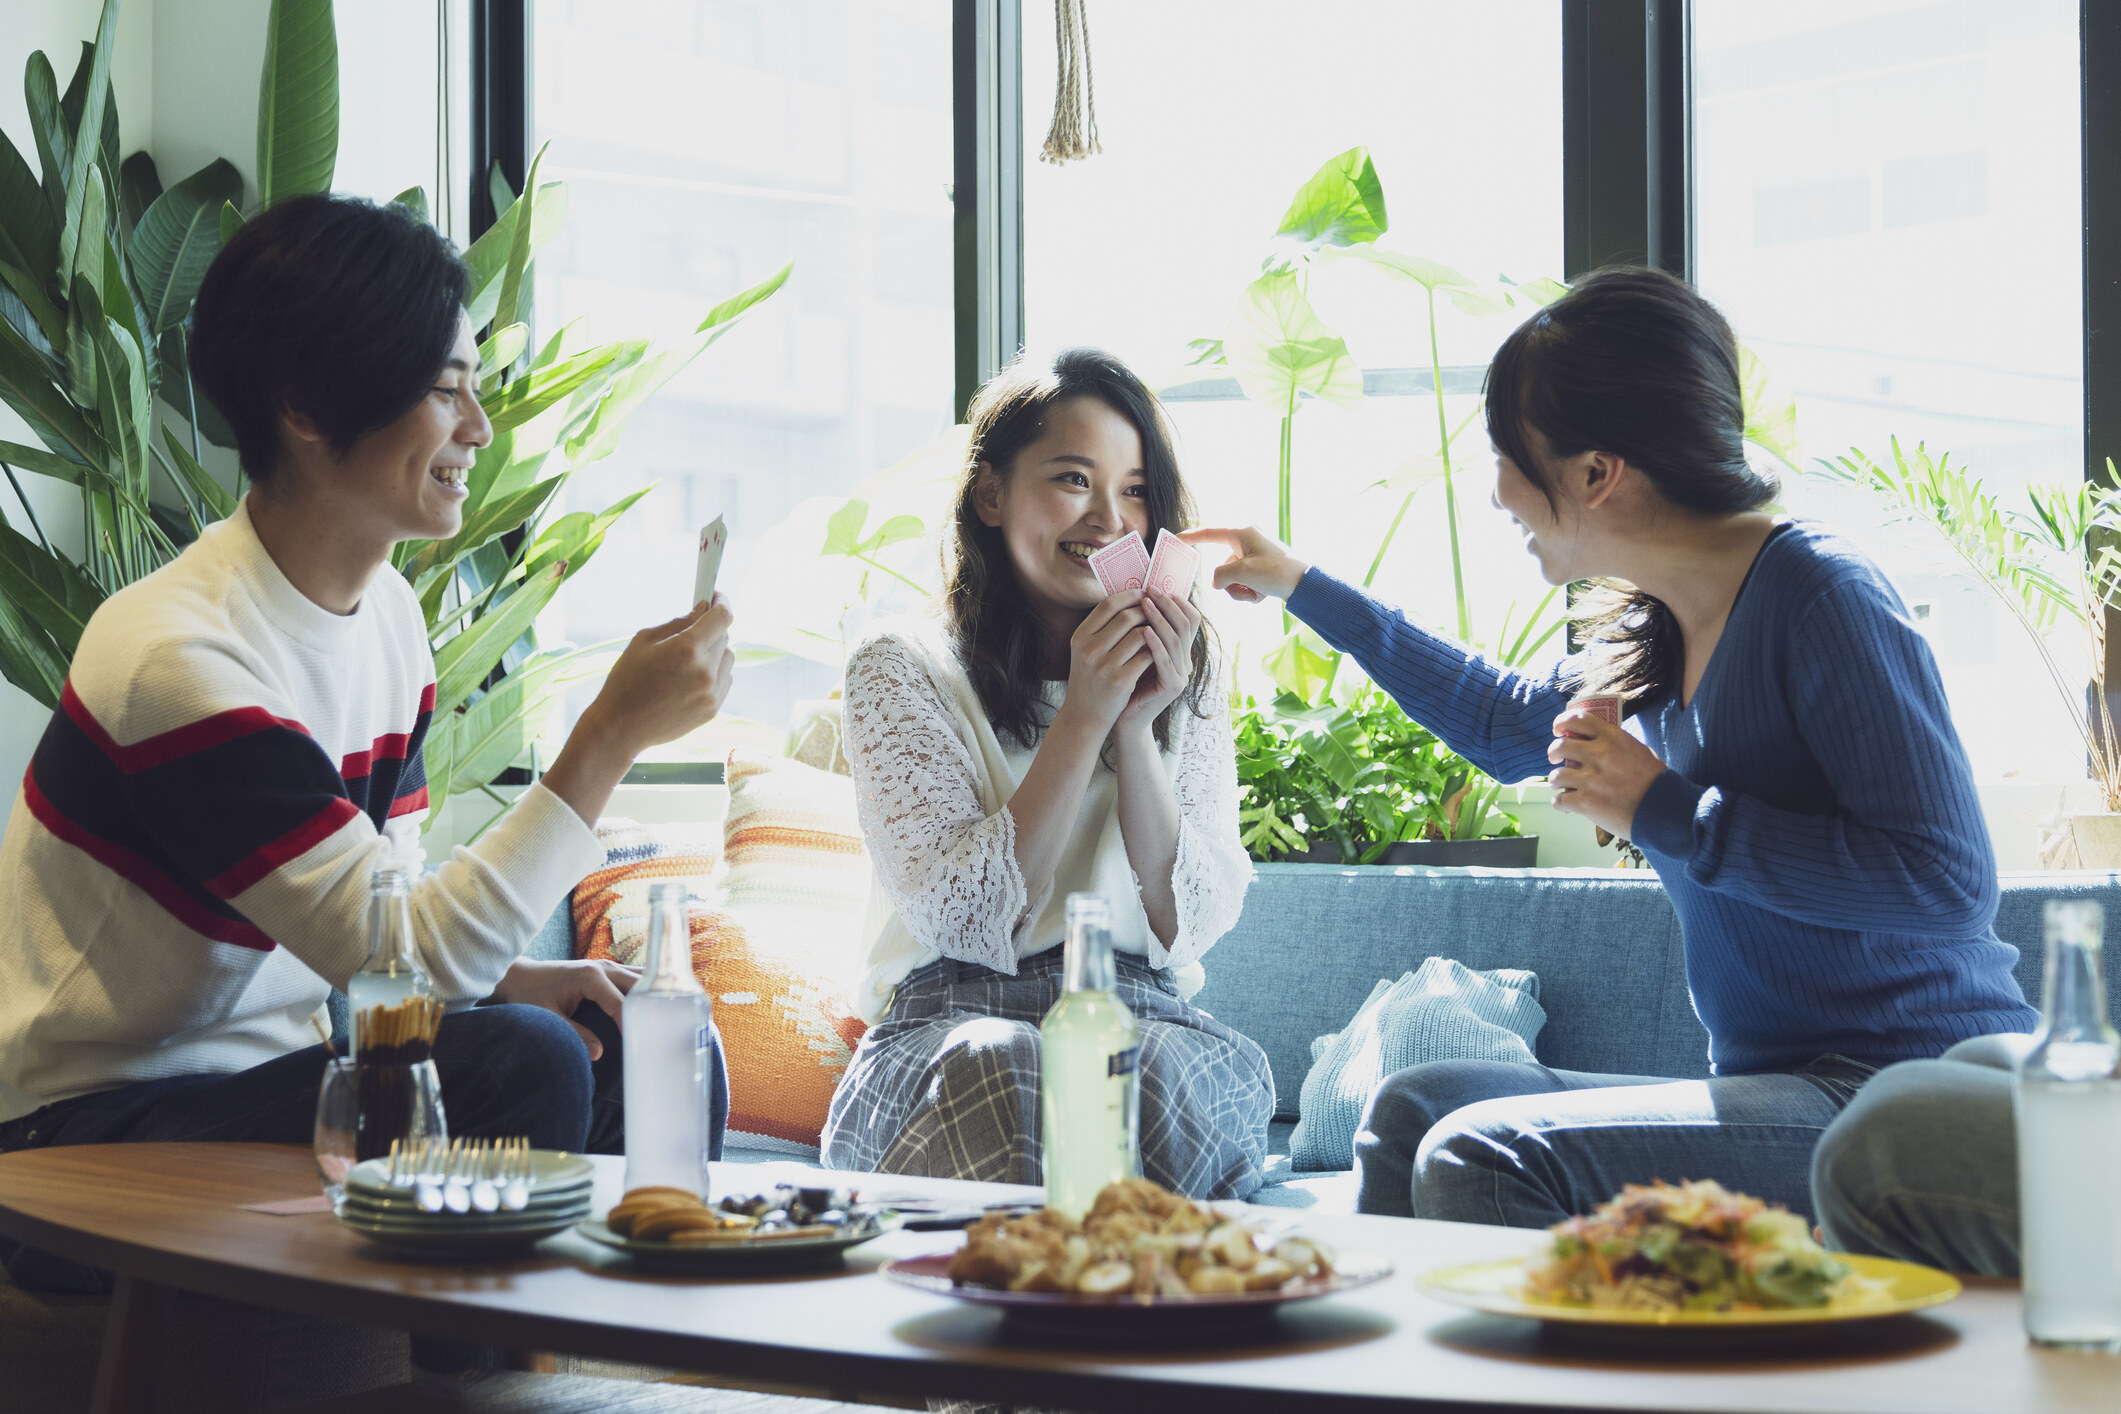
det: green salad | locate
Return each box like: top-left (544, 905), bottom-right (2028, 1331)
top-left (1523, 1178), bottom-right (1851, 1312)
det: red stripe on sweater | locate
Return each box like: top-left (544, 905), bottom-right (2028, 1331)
top-left (339, 684), bottom-right (435, 779)
top-left (21, 769), bottom-right (278, 952)
top-left (62, 680), bottom-right (314, 774)
top-left (387, 785), bottom-right (430, 819)
top-left (203, 799), bottom-right (362, 899)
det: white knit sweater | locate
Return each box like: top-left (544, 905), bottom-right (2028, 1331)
top-left (0, 504), bottom-right (606, 1123)
top-left (842, 617), bottom-right (1251, 1023)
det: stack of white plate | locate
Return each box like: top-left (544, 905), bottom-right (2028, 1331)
top-left (334, 1151), bottom-right (594, 1255)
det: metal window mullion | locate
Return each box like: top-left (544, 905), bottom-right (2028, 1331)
top-left (954, 0), bottom-right (1024, 419)
top-left (1563, 0), bottom-right (1692, 282)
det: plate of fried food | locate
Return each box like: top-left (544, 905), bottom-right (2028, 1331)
top-left (882, 1177), bottom-right (1391, 1338)
top-left (1419, 1178), bottom-right (1960, 1341)
top-left (578, 1183), bottom-right (899, 1273)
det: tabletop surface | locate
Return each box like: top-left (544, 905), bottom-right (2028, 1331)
top-left (1, 1142), bottom-right (2115, 1414)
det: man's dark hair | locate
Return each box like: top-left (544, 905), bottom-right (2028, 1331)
top-left (189, 194), bottom-right (470, 482)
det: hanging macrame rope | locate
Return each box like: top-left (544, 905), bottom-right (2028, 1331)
top-left (1040, 0), bottom-right (1101, 165)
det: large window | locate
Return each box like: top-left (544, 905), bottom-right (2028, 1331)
top-left (1693, 0), bottom-right (2084, 787)
top-left (1021, 2), bottom-right (1567, 692)
top-left (528, 0), bottom-right (957, 745)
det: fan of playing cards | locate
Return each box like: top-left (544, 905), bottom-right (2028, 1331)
top-left (1089, 530), bottom-right (1200, 600)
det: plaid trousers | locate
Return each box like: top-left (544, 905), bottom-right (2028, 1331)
top-left (821, 950), bottom-right (1274, 1200)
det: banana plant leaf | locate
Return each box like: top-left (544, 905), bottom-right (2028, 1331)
top-left (57, 36), bottom-right (121, 199)
top-left (116, 150), bottom-right (160, 232)
top-left (156, 425), bottom-right (236, 521)
top-left (431, 561), bottom-right (567, 717)
top-left (0, 588), bottom-right (68, 709)
top-left (0, 438), bottom-right (86, 482)
top-left (25, 51), bottom-right (71, 219)
top-left (55, 2), bottom-right (119, 282)
top-left (0, 516), bottom-right (104, 654)
top-left (0, 129), bottom-right (58, 288)
top-left (432, 643), bottom-right (616, 803)
top-left (132, 158), bottom-right (243, 334)
top-left (521, 486), bottom-right (652, 582)
top-left (0, 262), bottom-right (65, 353)
top-left (255, 0), bottom-right (338, 207)
top-left (462, 182), bottom-right (568, 331)
top-left (0, 312), bottom-right (106, 468)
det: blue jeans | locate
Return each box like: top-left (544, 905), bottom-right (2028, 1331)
top-left (1810, 1033), bottom-right (2028, 1276)
top-left (1353, 1055), bottom-right (1874, 1226)
top-left (0, 1001), bottom-right (731, 1292)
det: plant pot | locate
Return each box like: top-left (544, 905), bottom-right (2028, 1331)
top-left (1284, 837), bottom-right (1540, 868)
top-left (2037, 813), bottom-right (2121, 870)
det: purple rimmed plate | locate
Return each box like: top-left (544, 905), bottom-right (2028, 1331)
top-left (881, 1251), bottom-right (1394, 1342)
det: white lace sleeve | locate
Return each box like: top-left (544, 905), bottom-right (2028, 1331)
top-left (842, 633), bottom-right (1027, 974)
top-left (1150, 676), bottom-right (1253, 971)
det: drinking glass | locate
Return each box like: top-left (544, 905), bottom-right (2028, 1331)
top-left (313, 1057), bottom-right (447, 1203)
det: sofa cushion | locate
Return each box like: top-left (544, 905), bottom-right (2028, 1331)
top-left (1287, 958), bottom-right (1545, 1171)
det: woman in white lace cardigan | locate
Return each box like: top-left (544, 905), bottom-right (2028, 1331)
top-left (820, 349), bottom-right (1272, 1199)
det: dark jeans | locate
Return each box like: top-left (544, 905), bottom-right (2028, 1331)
top-left (0, 1000), bottom-right (731, 1293)
top-left (1352, 1053), bottom-right (1876, 1227)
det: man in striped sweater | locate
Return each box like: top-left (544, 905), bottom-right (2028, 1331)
top-left (0, 196), bottom-right (734, 1289)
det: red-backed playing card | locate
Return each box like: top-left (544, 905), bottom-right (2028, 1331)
top-left (1145, 529), bottom-right (1200, 599)
top-left (1569, 694), bottom-right (1623, 727)
top-left (1089, 532), bottom-right (1150, 596)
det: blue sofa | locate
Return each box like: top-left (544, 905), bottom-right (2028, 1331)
top-left (526, 863), bottom-right (2121, 1191)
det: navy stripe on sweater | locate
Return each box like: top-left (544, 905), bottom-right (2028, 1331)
top-left (1286, 520), bottom-right (2037, 1073)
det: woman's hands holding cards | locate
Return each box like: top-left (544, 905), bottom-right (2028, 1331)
top-left (1546, 706), bottom-right (1666, 839)
top-left (1179, 525), bottom-right (1309, 603)
top-left (1116, 590), bottom-right (1203, 731)
top-left (1062, 593), bottom-right (1156, 730)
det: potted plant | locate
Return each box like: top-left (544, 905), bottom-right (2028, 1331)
top-left (0, 0), bottom-right (788, 845)
top-left (1819, 440), bottom-right (2121, 868)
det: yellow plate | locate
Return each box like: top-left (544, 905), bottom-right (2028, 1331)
top-left (1419, 1254), bottom-right (1961, 1328)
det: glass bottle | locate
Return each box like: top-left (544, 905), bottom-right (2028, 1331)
top-left (623, 882), bottom-right (713, 1198)
top-left (345, 863), bottom-right (431, 1060)
top-left (2016, 899), bottom-right (2121, 1348)
top-left (1039, 894), bottom-right (1141, 1216)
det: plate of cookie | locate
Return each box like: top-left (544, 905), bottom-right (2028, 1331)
top-left (577, 1183), bottom-right (900, 1273)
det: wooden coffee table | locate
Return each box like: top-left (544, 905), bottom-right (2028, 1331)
top-left (0, 1143), bottom-right (2114, 1414)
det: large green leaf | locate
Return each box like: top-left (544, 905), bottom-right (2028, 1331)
top-left (57, 37), bottom-right (120, 200)
top-left (24, 51), bottom-right (70, 222)
top-left (158, 425), bottom-right (235, 519)
top-left (0, 128), bottom-right (58, 284)
top-left (0, 587), bottom-right (68, 709)
top-left (480, 344), bottom-right (619, 435)
top-left (55, 3), bottom-right (119, 285)
top-left (462, 181), bottom-right (568, 330)
top-left (391, 185), bottom-right (428, 223)
top-left (0, 438), bottom-right (86, 482)
top-left (0, 515), bottom-right (103, 654)
top-left (0, 312), bottom-right (105, 468)
top-left (698, 259), bottom-right (793, 333)
top-left (521, 486), bottom-right (652, 582)
top-left (562, 262), bottom-right (791, 466)
top-left (1330, 243), bottom-right (1471, 291)
top-left (1274, 147), bottom-right (1387, 250)
top-left (1223, 268), bottom-right (1362, 418)
top-left (432, 561), bottom-right (566, 715)
top-left (132, 158), bottom-right (243, 333)
top-left (116, 150), bottom-right (160, 234)
top-left (255, 0), bottom-right (338, 207)
top-left (492, 146), bottom-right (547, 336)
top-left (442, 645), bottom-right (614, 792)
top-left (421, 477), bottom-right (565, 582)
top-left (1739, 343), bottom-right (1800, 471)
top-left (78, 277), bottom-right (149, 496)
top-left (477, 322), bottom-right (527, 381)
top-left (0, 261), bottom-right (66, 352)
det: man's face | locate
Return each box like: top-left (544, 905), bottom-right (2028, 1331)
top-left (335, 315), bottom-right (490, 545)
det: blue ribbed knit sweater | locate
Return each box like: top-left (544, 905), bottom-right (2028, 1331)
top-left (1286, 520), bottom-right (2038, 1074)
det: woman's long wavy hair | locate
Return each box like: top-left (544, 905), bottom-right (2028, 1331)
top-left (945, 348), bottom-right (1212, 752)
top-left (1485, 266), bottom-right (1779, 706)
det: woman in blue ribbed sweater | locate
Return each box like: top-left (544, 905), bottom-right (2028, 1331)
top-left (1186, 266), bottom-right (2036, 1226)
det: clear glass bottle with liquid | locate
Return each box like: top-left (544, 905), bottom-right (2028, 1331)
top-left (1039, 894), bottom-right (1141, 1216)
top-left (623, 882), bottom-right (714, 1198)
top-left (345, 863), bottom-right (431, 1060)
top-left (2016, 898), bottom-right (2121, 1348)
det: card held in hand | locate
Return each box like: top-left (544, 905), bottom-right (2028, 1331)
top-left (1145, 529), bottom-right (1200, 599)
top-left (1089, 532), bottom-right (1150, 596)
top-left (694, 516), bottom-right (728, 608)
top-left (1568, 694), bottom-right (1623, 727)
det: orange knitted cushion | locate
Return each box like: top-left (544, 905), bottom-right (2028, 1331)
top-left (575, 755), bottom-right (870, 1151)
